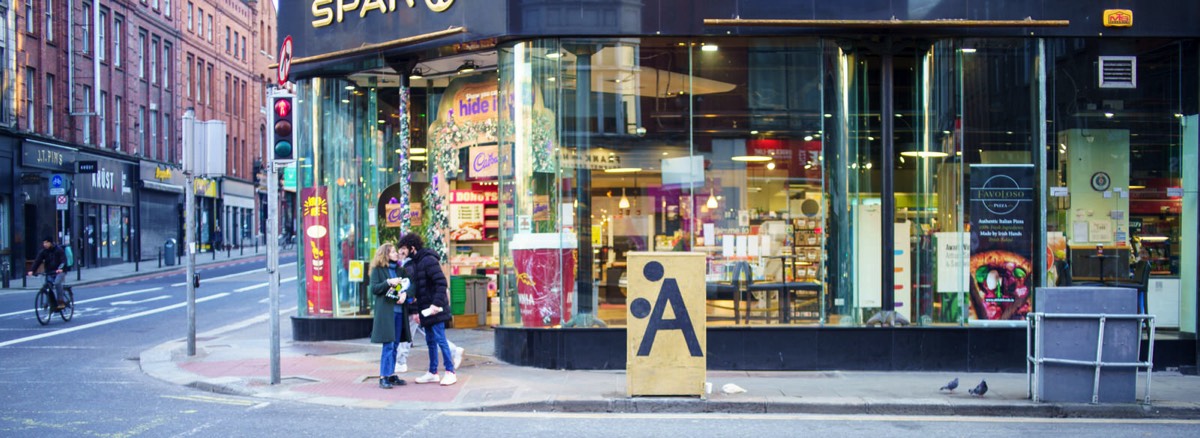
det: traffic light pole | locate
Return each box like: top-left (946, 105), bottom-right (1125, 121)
top-left (268, 158), bottom-right (281, 385)
top-left (183, 109), bottom-right (197, 356)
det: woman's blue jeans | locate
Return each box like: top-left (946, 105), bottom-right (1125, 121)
top-left (379, 311), bottom-right (404, 377)
top-left (424, 322), bottom-right (454, 374)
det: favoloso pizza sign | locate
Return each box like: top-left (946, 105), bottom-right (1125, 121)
top-left (968, 164), bottom-right (1035, 322)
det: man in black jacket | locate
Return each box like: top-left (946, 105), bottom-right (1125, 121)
top-left (397, 232), bottom-right (459, 386)
top-left (27, 237), bottom-right (68, 309)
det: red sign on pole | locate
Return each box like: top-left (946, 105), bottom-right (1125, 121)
top-left (277, 36), bottom-right (293, 86)
top-left (301, 187), bottom-right (332, 315)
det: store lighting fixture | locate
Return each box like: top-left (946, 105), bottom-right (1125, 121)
top-left (1129, 185), bottom-right (1146, 189)
top-left (619, 188), bottom-right (631, 209)
top-left (900, 151), bottom-right (950, 158)
top-left (706, 189), bottom-right (719, 209)
top-left (409, 67), bottom-right (426, 80)
top-left (701, 44), bottom-right (719, 52)
top-left (546, 52), bottom-right (562, 59)
top-left (410, 156), bottom-right (427, 161)
top-left (410, 147), bottom-right (427, 154)
top-left (1140, 236), bottom-right (1169, 242)
top-left (767, 162), bottom-right (776, 170)
top-left (961, 48), bottom-right (977, 53)
top-left (457, 60), bottom-right (479, 74)
top-left (731, 155), bottom-right (772, 162)
top-left (604, 167), bottom-right (642, 173)
top-left (344, 85), bottom-right (355, 90)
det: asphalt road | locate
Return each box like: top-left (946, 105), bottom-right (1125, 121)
top-left (1, 255), bottom-right (1198, 437)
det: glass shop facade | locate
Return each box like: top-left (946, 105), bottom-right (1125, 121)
top-left (280, 1), bottom-right (1198, 370)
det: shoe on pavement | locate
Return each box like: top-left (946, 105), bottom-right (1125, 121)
top-left (378, 378), bottom-right (393, 389)
top-left (440, 372), bottom-right (457, 386)
top-left (452, 347), bottom-right (465, 369)
top-left (415, 372), bottom-right (440, 384)
top-left (386, 375), bottom-right (407, 386)
top-left (396, 363), bottom-right (408, 373)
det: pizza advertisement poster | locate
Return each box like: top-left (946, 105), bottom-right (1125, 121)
top-left (968, 164), bottom-right (1035, 321)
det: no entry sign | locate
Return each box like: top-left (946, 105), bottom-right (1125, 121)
top-left (277, 36), bottom-right (293, 86)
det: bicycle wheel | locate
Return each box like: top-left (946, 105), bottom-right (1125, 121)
top-left (35, 289), bottom-right (52, 325)
top-left (60, 287), bottom-right (74, 322)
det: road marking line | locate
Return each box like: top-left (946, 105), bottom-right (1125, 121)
top-left (0, 287), bottom-right (166, 318)
top-left (443, 411), bottom-right (1200, 425)
top-left (161, 394), bottom-right (256, 406)
top-left (111, 295), bottom-right (171, 305)
top-left (169, 262), bottom-right (298, 287)
top-left (235, 283), bottom-right (269, 293)
top-left (0, 293), bottom-right (230, 348)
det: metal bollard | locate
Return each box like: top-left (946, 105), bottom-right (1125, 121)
top-left (158, 248), bottom-right (162, 268)
top-left (227, 244), bottom-right (231, 258)
top-left (135, 247), bottom-right (140, 272)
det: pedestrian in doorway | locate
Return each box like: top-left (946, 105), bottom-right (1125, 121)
top-left (397, 232), bottom-right (458, 386)
top-left (369, 242), bottom-right (411, 389)
top-left (212, 226), bottom-right (224, 252)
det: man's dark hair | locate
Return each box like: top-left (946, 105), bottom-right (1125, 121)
top-left (398, 233), bottom-right (424, 252)
top-left (43, 236), bottom-right (55, 244)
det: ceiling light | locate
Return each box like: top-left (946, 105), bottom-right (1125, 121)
top-left (409, 67), bottom-right (426, 80)
top-left (750, 130), bottom-right (759, 134)
top-left (900, 151), bottom-right (950, 158)
top-left (1104, 112), bottom-right (1115, 118)
top-left (457, 60), bottom-right (478, 74)
top-left (804, 135), bottom-right (813, 141)
top-left (410, 147), bottom-right (427, 154)
top-left (619, 187), bottom-right (630, 209)
top-left (766, 162), bottom-right (776, 170)
top-left (1128, 185), bottom-right (1146, 189)
top-left (961, 48), bottom-right (977, 53)
top-left (706, 190), bottom-right (718, 209)
top-left (731, 156), bottom-right (772, 162)
top-left (410, 156), bottom-right (427, 161)
top-left (701, 44), bottom-right (719, 52)
top-left (604, 167), bottom-right (642, 173)
top-left (344, 85), bottom-right (355, 90)
top-left (546, 52), bottom-right (562, 59)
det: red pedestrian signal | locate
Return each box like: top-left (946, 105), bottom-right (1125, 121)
top-left (272, 94), bottom-right (295, 161)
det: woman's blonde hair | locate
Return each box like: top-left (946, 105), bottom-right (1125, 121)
top-left (371, 243), bottom-right (395, 270)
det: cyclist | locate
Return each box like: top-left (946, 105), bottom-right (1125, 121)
top-left (27, 236), bottom-right (69, 309)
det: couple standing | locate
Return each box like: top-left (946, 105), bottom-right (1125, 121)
top-left (370, 233), bottom-right (464, 389)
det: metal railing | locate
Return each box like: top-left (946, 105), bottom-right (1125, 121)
top-left (1026, 312), bottom-right (1155, 404)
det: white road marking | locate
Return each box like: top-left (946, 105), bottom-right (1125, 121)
top-left (0, 287), bottom-right (165, 318)
top-left (111, 295), bottom-right (171, 306)
top-left (235, 283), bottom-right (269, 292)
top-left (0, 293), bottom-right (230, 348)
top-left (161, 394), bottom-right (256, 406)
top-left (443, 411), bottom-right (1200, 425)
top-left (169, 262), bottom-right (297, 287)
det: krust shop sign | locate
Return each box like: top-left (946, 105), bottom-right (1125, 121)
top-left (311, 0), bottom-right (455, 28)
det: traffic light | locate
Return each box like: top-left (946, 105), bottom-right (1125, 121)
top-left (272, 94), bottom-right (294, 161)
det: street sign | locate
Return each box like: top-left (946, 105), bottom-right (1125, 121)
top-left (77, 160), bottom-right (99, 173)
top-left (277, 36), bottom-right (293, 86)
top-left (50, 174), bottom-right (66, 195)
top-left (56, 195), bottom-right (68, 210)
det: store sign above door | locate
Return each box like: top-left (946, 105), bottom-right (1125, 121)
top-left (1103, 9), bottom-right (1132, 27)
top-left (310, 0), bottom-right (455, 28)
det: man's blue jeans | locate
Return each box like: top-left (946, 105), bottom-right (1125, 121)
top-left (45, 273), bottom-right (66, 305)
top-left (424, 322), bottom-right (454, 374)
top-left (378, 311), bottom-right (404, 377)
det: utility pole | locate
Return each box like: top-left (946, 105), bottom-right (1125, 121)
top-left (183, 109), bottom-right (197, 356)
top-left (267, 155), bottom-right (281, 384)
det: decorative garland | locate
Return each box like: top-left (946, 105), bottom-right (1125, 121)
top-left (398, 85), bottom-right (411, 233)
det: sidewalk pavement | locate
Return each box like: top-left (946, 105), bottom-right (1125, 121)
top-left (0, 243), bottom-right (286, 291)
top-left (10, 247), bottom-right (1196, 418)
top-left (141, 313), bottom-right (1200, 418)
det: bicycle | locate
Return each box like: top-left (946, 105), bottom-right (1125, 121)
top-left (32, 273), bottom-right (74, 325)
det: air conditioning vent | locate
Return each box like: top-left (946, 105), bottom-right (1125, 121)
top-left (1098, 56), bottom-right (1136, 89)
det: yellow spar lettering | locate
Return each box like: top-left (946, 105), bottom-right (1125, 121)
top-left (360, 0), bottom-right (387, 17)
top-left (338, 0), bottom-right (361, 23)
top-left (312, 0), bottom-right (333, 27)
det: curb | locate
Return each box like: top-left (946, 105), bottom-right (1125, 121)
top-left (473, 398), bottom-right (1200, 419)
top-left (2, 251), bottom-right (284, 291)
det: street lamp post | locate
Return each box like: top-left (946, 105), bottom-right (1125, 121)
top-left (183, 108), bottom-right (197, 356)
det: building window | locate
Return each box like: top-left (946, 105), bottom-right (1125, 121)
top-left (113, 16), bottom-right (122, 67)
top-left (163, 0), bottom-right (170, 18)
top-left (206, 14), bottom-right (212, 42)
top-left (225, 26), bottom-right (230, 53)
top-left (206, 63), bottom-right (212, 105)
top-left (25, 0), bottom-right (33, 34)
top-left (187, 2), bottom-right (192, 31)
top-left (195, 58), bottom-right (203, 101)
top-left (44, 0), bottom-right (52, 43)
top-left (196, 7), bottom-right (202, 35)
top-left (137, 105), bottom-right (144, 155)
top-left (224, 73), bottom-right (230, 113)
top-left (162, 43), bottom-right (171, 90)
top-left (185, 54), bottom-right (192, 98)
top-left (44, 73), bottom-right (52, 135)
top-left (241, 36), bottom-right (246, 61)
top-left (149, 109), bottom-right (157, 159)
top-left (98, 9), bottom-right (106, 61)
top-left (100, 91), bottom-right (107, 148)
top-left (137, 30), bottom-right (146, 79)
top-left (163, 112), bottom-right (171, 161)
top-left (82, 3), bottom-right (91, 54)
top-left (114, 95), bottom-right (122, 150)
top-left (82, 85), bottom-right (91, 145)
top-left (24, 67), bottom-right (34, 132)
top-left (150, 36), bottom-right (158, 84)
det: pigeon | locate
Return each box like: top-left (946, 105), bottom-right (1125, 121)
top-left (968, 380), bottom-right (988, 396)
top-left (939, 377), bottom-right (959, 392)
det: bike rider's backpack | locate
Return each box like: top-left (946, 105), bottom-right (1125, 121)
top-left (64, 246), bottom-right (74, 270)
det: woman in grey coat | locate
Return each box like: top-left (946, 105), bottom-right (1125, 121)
top-left (369, 242), bottom-right (412, 389)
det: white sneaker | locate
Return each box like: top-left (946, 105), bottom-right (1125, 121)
top-left (415, 372), bottom-right (439, 384)
top-left (452, 347), bottom-right (465, 369)
top-left (396, 363), bottom-right (408, 373)
top-left (440, 372), bottom-right (457, 386)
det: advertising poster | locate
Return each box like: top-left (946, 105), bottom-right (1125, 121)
top-left (969, 164), bottom-right (1035, 321)
top-left (301, 187), bottom-right (333, 315)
